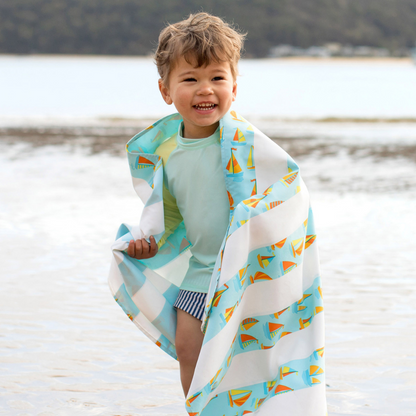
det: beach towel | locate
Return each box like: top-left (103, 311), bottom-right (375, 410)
top-left (108, 110), bottom-right (327, 415)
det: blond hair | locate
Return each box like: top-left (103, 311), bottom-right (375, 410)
top-left (155, 12), bottom-right (246, 85)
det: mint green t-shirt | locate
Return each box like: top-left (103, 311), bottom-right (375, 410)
top-left (155, 123), bottom-right (230, 293)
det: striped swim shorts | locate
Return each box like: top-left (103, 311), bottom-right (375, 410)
top-left (173, 289), bottom-right (207, 321)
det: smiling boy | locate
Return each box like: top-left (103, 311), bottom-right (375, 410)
top-left (127, 13), bottom-right (244, 396)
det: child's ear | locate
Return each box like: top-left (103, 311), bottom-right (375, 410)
top-left (232, 82), bottom-right (237, 102)
top-left (159, 79), bottom-right (173, 105)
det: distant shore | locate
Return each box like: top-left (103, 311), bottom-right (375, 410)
top-left (0, 53), bottom-right (413, 64)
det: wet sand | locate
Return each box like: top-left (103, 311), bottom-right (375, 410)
top-left (1, 122), bottom-right (416, 415)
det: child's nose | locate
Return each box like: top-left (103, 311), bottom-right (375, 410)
top-left (197, 81), bottom-right (213, 95)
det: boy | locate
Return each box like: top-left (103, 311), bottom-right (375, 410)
top-left (109, 12), bottom-right (326, 416)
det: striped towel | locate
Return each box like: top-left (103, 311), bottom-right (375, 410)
top-left (108, 111), bottom-right (326, 415)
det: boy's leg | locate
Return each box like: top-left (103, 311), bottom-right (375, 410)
top-left (175, 309), bottom-right (204, 397)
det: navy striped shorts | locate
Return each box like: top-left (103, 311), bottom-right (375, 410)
top-left (173, 289), bottom-right (207, 321)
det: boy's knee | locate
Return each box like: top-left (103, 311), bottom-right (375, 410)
top-left (176, 337), bottom-right (200, 365)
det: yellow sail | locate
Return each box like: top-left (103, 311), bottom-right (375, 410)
top-left (251, 179), bottom-right (257, 196)
top-left (291, 238), bottom-right (304, 257)
top-left (228, 389), bottom-right (252, 407)
top-left (233, 128), bottom-right (246, 143)
top-left (247, 146), bottom-right (255, 169)
top-left (226, 148), bottom-right (242, 174)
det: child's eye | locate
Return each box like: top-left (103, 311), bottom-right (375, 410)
top-left (184, 78), bottom-right (196, 82)
top-left (213, 76), bottom-right (224, 81)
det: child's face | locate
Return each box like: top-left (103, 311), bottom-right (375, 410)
top-left (159, 56), bottom-right (237, 139)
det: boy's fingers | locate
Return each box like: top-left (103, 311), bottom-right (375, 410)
top-left (149, 236), bottom-right (158, 256)
top-left (135, 239), bottom-right (143, 257)
top-left (127, 240), bottom-right (135, 257)
top-left (142, 239), bottom-right (150, 256)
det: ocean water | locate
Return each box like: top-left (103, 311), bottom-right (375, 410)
top-left (0, 56), bottom-right (416, 415)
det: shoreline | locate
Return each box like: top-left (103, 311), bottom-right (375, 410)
top-left (0, 53), bottom-right (413, 64)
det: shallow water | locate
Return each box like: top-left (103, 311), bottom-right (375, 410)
top-left (1, 120), bottom-right (415, 415)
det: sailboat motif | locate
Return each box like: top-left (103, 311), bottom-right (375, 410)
top-left (240, 334), bottom-right (259, 348)
top-left (210, 369), bottom-right (222, 390)
top-left (240, 317), bottom-right (259, 331)
top-left (281, 261), bottom-right (297, 275)
top-left (265, 201), bottom-right (283, 210)
top-left (257, 254), bottom-right (275, 269)
top-left (186, 392), bottom-right (202, 407)
top-left (291, 238), bottom-right (304, 258)
top-left (220, 302), bottom-right (238, 325)
top-left (247, 146), bottom-right (255, 170)
top-left (212, 284), bottom-right (229, 307)
top-left (242, 195), bottom-right (265, 209)
top-left (249, 271), bottom-right (273, 284)
top-left (298, 293), bottom-right (312, 305)
top-left (280, 171), bottom-right (298, 187)
top-left (136, 155), bottom-right (154, 169)
top-left (273, 306), bottom-right (290, 319)
top-left (230, 110), bottom-right (246, 122)
top-left (299, 316), bottom-right (312, 329)
top-left (226, 148), bottom-right (244, 181)
top-left (227, 190), bottom-right (234, 210)
top-left (228, 389), bottom-right (252, 407)
top-left (268, 322), bottom-right (283, 338)
top-left (238, 265), bottom-right (249, 286)
top-left (275, 385), bottom-right (294, 395)
top-left (280, 366), bottom-right (298, 379)
top-left (271, 238), bottom-right (286, 250)
top-left (232, 128), bottom-right (247, 146)
top-left (305, 234), bottom-right (316, 249)
top-left (250, 179), bottom-right (257, 196)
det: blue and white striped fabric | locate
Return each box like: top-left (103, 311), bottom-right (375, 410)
top-left (108, 111), bottom-right (327, 415)
top-left (174, 290), bottom-right (207, 321)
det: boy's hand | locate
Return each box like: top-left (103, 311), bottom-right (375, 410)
top-left (127, 236), bottom-right (158, 259)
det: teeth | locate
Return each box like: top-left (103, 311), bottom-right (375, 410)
top-left (195, 103), bottom-right (215, 110)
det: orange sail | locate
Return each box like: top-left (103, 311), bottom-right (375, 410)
top-left (281, 261), bottom-right (296, 275)
top-left (268, 322), bottom-right (283, 338)
top-left (230, 110), bottom-right (245, 122)
top-left (253, 271), bottom-right (273, 281)
top-left (291, 238), bottom-right (304, 257)
top-left (227, 190), bottom-right (234, 210)
top-left (213, 284), bottom-right (228, 307)
top-left (280, 171), bottom-right (298, 187)
top-left (241, 334), bottom-right (259, 348)
top-left (186, 392), bottom-right (202, 407)
top-left (257, 254), bottom-right (275, 269)
top-left (275, 385), bottom-right (293, 395)
top-left (250, 179), bottom-right (257, 196)
top-left (233, 128), bottom-right (246, 145)
top-left (226, 148), bottom-right (242, 175)
top-left (272, 238), bottom-right (286, 250)
top-left (305, 234), bottom-right (316, 249)
top-left (240, 317), bottom-right (259, 331)
top-left (228, 389), bottom-right (252, 407)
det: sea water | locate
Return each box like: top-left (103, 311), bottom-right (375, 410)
top-left (0, 56), bottom-right (415, 416)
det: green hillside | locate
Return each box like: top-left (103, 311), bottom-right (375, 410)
top-left (1, 0), bottom-right (415, 57)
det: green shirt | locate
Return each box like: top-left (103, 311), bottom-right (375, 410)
top-left (155, 124), bottom-right (230, 293)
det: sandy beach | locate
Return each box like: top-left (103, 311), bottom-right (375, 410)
top-left (1, 119), bottom-right (415, 415)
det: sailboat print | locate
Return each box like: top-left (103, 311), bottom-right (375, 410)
top-left (228, 389), bottom-right (252, 407)
top-left (232, 128), bottom-right (247, 146)
top-left (305, 234), bottom-right (316, 249)
top-left (247, 146), bottom-right (255, 170)
top-left (226, 148), bottom-right (244, 181)
top-left (230, 110), bottom-right (246, 122)
top-left (291, 238), bottom-right (304, 257)
top-left (136, 155), bottom-right (154, 169)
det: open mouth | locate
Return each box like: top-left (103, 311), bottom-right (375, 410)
top-left (194, 103), bottom-right (216, 111)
